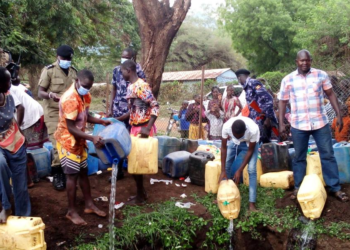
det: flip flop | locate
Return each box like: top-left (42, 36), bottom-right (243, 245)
top-left (331, 191), bottom-right (349, 202)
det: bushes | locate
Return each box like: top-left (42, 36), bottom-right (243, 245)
top-left (258, 71), bottom-right (286, 93)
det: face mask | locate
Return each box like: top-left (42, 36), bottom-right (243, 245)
top-left (77, 81), bottom-right (90, 96)
top-left (121, 58), bottom-right (128, 64)
top-left (59, 59), bottom-right (71, 69)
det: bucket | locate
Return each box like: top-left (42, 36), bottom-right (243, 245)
top-left (260, 171), bottom-right (294, 189)
top-left (243, 159), bottom-right (263, 186)
top-left (26, 148), bottom-right (51, 178)
top-left (205, 161), bottom-right (221, 193)
top-left (156, 136), bottom-right (182, 168)
top-left (333, 142), bottom-right (350, 183)
top-left (162, 151), bottom-right (191, 178)
top-left (0, 216), bottom-right (46, 250)
top-left (217, 180), bottom-right (241, 220)
top-left (189, 151), bottom-right (215, 186)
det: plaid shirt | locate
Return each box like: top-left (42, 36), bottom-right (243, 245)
top-left (278, 68), bottom-right (332, 131)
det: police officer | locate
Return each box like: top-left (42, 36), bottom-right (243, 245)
top-left (38, 45), bottom-right (77, 191)
top-left (235, 69), bottom-right (278, 143)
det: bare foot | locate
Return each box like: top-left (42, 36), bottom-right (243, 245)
top-left (0, 209), bottom-right (12, 223)
top-left (66, 211), bottom-right (87, 225)
top-left (84, 204), bottom-right (106, 217)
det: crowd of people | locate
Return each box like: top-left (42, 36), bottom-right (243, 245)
top-left (0, 46), bottom-right (348, 226)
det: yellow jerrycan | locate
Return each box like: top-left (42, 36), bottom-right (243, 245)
top-left (0, 216), bottom-right (46, 250)
top-left (306, 153), bottom-right (326, 186)
top-left (128, 135), bottom-right (158, 174)
top-left (260, 171), bottom-right (294, 189)
top-left (297, 174), bottom-right (327, 220)
top-left (243, 159), bottom-right (263, 186)
top-left (217, 180), bottom-right (241, 220)
top-left (205, 161), bottom-right (221, 193)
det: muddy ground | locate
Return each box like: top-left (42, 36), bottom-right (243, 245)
top-left (26, 170), bottom-right (350, 250)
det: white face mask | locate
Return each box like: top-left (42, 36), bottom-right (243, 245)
top-left (121, 58), bottom-right (128, 64)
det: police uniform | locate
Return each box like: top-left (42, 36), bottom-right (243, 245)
top-left (38, 61), bottom-right (77, 169)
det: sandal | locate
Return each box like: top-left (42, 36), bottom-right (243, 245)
top-left (331, 191), bottom-right (349, 202)
top-left (290, 189), bottom-right (298, 200)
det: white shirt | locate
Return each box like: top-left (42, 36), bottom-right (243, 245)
top-left (17, 84), bottom-right (29, 92)
top-left (222, 116), bottom-right (260, 146)
top-left (10, 85), bottom-right (44, 130)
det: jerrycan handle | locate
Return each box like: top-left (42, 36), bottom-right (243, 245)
top-left (334, 141), bottom-right (348, 148)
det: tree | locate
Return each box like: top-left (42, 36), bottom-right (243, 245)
top-left (132, 0), bottom-right (191, 98)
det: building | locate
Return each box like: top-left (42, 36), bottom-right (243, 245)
top-left (162, 68), bottom-right (237, 85)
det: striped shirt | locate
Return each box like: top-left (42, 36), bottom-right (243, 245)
top-left (278, 68), bottom-right (332, 131)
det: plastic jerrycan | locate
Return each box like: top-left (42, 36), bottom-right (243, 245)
top-left (333, 142), bottom-right (350, 183)
top-left (260, 171), bottom-right (294, 189)
top-left (205, 161), bottom-right (221, 193)
top-left (297, 174), bottom-right (327, 220)
top-left (217, 180), bottom-right (241, 220)
top-left (26, 148), bottom-right (51, 178)
top-left (0, 216), bottom-right (46, 250)
top-left (261, 142), bottom-right (292, 172)
top-left (181, 139), bottom-right (199, 154)
top-left (162, 151), bottom-right (191, 178)
top-left (197, 144), bottom-right (221, 161)
top-left (128, 135), bottom-right (158, 174)
top-left (306, 153), bottom-right (326, 186)
top-left (156, 136), bottom-right (182, 168)
top-left (189, 151), bottom-right (215, 186)
top-left (95, 122), bottom-right (131, 164)
top-left (243, 159), bottom-right (263, 186)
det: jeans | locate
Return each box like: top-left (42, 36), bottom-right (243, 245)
top-left (291, 124), bottom-right (340, 192)
top-left (225, 141), bottom-right (259, 202)
top-left (0, 145), bottom-right (31, 216)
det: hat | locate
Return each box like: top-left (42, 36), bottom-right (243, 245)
top-left (57, 45), bottom-right (74, 59)
top-left (235, 69), bottom-right (250, 76)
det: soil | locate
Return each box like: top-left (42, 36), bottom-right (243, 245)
top-left (24, 171), bottom-right (350, 250)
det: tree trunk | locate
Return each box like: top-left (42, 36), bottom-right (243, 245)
top-left (132, 0), bottom-right (191, 98)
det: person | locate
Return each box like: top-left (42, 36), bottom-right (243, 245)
top-left (331, 105), bottom-right (350, 142)
top-left (54, 69), bottom-right (110, 225)
top-left (0, 67), bottom-right (31, 223)
top-left (38, 45), bottom-right (77, 191)
top-left (122, 60), bottom-right (159, 205)
top-left (186, 94), bottom-right (207, 140)
top-left (109, 47), bottom-right (146, 180)
top-left (219, 117), bottom-right (260, 211)
top-left (5, 62), bottom-right (33, 97)
top-left (179, 101), bottom-right (190, 138)
top-left (205, 102), bottom-right (224, 140)
top-left (236, 69), bottom-right (278, 143)
top-left (221, 85), bottom-right (242, 122)
top-left (278, 49), bottom-right (348, 202)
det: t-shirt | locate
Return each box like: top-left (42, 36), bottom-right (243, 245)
top-left (54, 83), bottom-right (91, 155)
top-left (222, 116), bottom-right (260, 146)
top-left (10, 85), bottom-right (44, 130)
top-left (0, 92), bottom-right (25, 153)
top-left (332, 117), bottom-right (350, 142)
top-left (205, 110), bottom-right (224, 137)
top-left (180, 109), bottom-right (190, 130)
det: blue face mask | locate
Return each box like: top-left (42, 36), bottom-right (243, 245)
top-left (59, 59), bottom-right (71, 69)
top-left (77, 81), bottom-right (90, 96)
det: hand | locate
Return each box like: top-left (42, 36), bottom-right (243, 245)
top-left (92, 136), bottom-right (104, 148)
top-left (337, 116), bottom-right (344, 132)
top-left (102, 120), bottom-right (111, 126)
top-left (233, 170), bottom-right (242, 185)
top-left (107, 109), bottom-right (113, 117)
top-left (263, 117), bottom-right (271, 128)
top-left (139, 126), bottom-right (151, 138)
top-left (51, 93), bottom-right (60, 102)
top-left (218, 172), bottom-right (228, 183)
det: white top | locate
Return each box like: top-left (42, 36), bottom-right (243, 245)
top-left (17, 84), bottom-right (29, 92)
top-left (222, 116), bottom-right (260, 145)
top-left (10, 85), bottom-right (44, 130)
top-left (205, 110), bottom-right (224, 136)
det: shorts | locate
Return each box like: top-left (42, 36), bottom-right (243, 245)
top-left (57, 142), bottom-right (88, 175)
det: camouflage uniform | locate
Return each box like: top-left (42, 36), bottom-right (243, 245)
top-left (38, 61), bottom-right (77, 169)
top-left (242, 78), bottom-right (278, 143)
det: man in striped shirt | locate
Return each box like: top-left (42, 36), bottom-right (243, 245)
top-left (278, 49), bottom-right (348, 202)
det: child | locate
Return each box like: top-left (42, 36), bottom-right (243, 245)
top-left (186, 94), bottom-right (206, 140)
top-left (205, 102), bottom-right (224, 140)
top-left (0, 67), bottom-right (30, 223)
top-left (54, 69), bottom-right (111, 225)
top-left (332, 105), bottom-right (350, 142)
top-left (122, 60), bottom-right (159, 205)
top-left (179, 101), bottom-right (190, 138)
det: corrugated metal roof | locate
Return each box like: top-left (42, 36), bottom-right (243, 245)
top-left (162, 68), bottom-right (232, 82)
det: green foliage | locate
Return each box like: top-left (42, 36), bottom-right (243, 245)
top-left (258, 71), bottom-right (285, 92)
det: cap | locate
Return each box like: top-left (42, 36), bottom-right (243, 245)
top-left (235, 69), bottom-right (251, 76)
top-left (57, 45), bottom-right (74, 59)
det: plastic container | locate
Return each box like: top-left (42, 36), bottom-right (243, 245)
top-left (205, 161), bottom-right (221, 193)
top-left (162, 151), bottom-right (191, 178)
top-left (261, 142), bottom-right (292, 173)
top-left (297, 174), bottom-right (327, 220)
top-left (333, 142), bottom-right (350, 183)
top-left (128, 135), bottom-right (158, 174)
top-left (217, 180), bottom-right (241, 220)
top-left (157, 136), bottom-right (182, 168)
top-left (43, 142), bottom-right (53, 153)
top-left (92, 118), bottom-right (121, 136)
top-left (0, 216), bottom-right (46, 250)
top-left (260, 171), bottom-right (294, 189)
top-left (26, 148), bottom-right (51, 178)
top-left (181, 139), bottom-right (199, 154)
top-left (243, 159), bottom-right (263, 186)
top-left (95, 122), bottom-right (131, 164)
top-left (197, 144), bottom-right (221, 161)
top-left (306, 153), bottom-right (326, 186)
top-left (189, 151), bottom-right (215, 186)
top-left (198, 139), bottom-right (213, 146)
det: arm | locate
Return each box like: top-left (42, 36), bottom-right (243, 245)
top-left (87, 115), bottom-right (111, 126)
top-left (38, 86), bottom-right (60, 102)
top-left (116, 112), bottom-right (130, 122)
top-left (108, 85), bottom-right (116, 117)
top-left (66, 119), bottom-right (103, 147)
top-left (324, 88), bottom-right (343, 132)
top-left (16, 104), bottom-right (25, 127)
top-left (278, 100), bottom-right (288, 135)
top-left (219, 138), bottom-right (228, 182)
top-left (234, 97), bottom-right (243, 117)
top-left (232, 142), bottom-right (257, 185)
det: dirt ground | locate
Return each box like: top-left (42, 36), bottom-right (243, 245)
top-left (25, 170), bottom-right (350, 250)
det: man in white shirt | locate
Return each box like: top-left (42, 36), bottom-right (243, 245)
top-left (219, 117), bottom-right (260, 211)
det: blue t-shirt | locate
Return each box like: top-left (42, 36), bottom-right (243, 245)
top-left (180, 109), bottom-right (190, 130)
